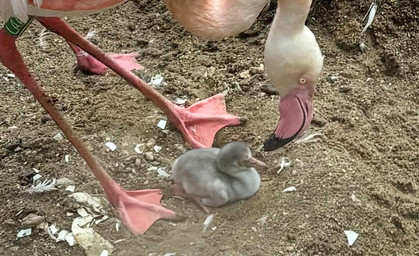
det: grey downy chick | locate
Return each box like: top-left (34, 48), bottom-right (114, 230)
top-left (172, 142), bottom-right (267, 213)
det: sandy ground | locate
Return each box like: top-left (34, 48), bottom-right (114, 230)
top-left (0, 0), bottom-right (418, 255)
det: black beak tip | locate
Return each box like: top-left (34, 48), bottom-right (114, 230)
top-left (263, 133), bottom-right (297, 152)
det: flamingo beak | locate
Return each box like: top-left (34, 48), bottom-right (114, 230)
top-left (263, 89), bottom-right (313, 151)
top-left (239, 157), bottom-right (268, 170)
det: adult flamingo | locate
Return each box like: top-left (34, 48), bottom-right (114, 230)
top-left (167, 0), bottom-right (324, 151)
top-left (0, 0), bottom-right (322, 234)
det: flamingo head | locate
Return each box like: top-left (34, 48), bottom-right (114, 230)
top-left (263, 78), bottom-right (318, 151)
top-left (263, 8), bottom-right (323, 151)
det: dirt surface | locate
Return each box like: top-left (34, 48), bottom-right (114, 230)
top-left (1, 0), bottom-right (418, 255)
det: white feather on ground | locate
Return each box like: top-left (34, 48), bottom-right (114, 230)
top-left (25, 178), bottom-right (57, 194)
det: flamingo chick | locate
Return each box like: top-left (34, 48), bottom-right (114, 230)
top-left (0, 0), bottom-right (247, 234)
top-left (172, 142), bottom-right (267, 213)
top-left (167, 0), bottom-right (324, 151)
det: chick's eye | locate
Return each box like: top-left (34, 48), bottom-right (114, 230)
top-left (300, 78), bottom-right (307, 84)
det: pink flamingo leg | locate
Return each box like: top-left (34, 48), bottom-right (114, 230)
top-left (0, 28), bottom-right (177, 235)
top-left (37, 17), bottom-right (245, 148)
top-left (67, 42), bottom-right (143, 75)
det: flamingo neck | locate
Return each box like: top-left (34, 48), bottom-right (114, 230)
top-left (273, 0), bottom-right (312, 35)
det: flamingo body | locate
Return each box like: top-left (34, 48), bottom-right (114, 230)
top-left (166, 0), bottom-right (269, 40)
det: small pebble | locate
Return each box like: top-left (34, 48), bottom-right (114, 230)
top-left (328, 75), bottom-right (339, 84)
top-left (4, 219), bottom-right (15, 226)
top-left (21, 214), bottom-right (45, 228)
top-left (135, 158), bottom-right (142, 166)
top-left (144, 152), bottom-right (154, 161)
top-left (135, 143), bottom-right (146, 154)
top-left (146, 138), bottom-right (156, 148)
top-left (40, 115), bottom-right (51, 123)
top-left (285, 246), bottom-right (295, 252)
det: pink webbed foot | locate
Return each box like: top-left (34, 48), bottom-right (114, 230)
top-left (170, 93), bottom-right (247, 149)
top-left (69, 43), bottom-right (143, 75)
top-left (114, 188), bottom-right (178, 234)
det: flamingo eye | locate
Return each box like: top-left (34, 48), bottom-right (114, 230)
top-left (300, 78), bottom-right (307, 84)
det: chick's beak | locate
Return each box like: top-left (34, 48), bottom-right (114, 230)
top-left (240, 157), bottom-right (268, 170)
